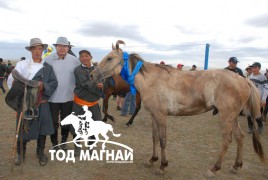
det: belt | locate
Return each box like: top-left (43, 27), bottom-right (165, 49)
top-left (73, 94), bottom-right (98, 107)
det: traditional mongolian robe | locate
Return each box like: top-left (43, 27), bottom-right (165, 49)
top-left (7, 58), bottom-right (58, 140)
top-left (71, 64), bottom-right (103, 134)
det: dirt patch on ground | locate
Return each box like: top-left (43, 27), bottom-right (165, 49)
top-left (0, 81), bottom-right (267, 180)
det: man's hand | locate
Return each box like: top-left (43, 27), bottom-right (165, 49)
top-left (97, 83), bottom-right (103, 89)
top-left (39, 81), bottom-right (44, 90)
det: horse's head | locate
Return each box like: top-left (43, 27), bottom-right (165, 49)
top-left (91, 40), bottom-right (125, 83)
top-left (61, 112), bottom-right (77, 126)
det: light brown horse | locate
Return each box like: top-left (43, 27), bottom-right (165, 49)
top-left (102, 75), bottom-right (141, 126)
top-left (91, 40), bottom-right (265, 176)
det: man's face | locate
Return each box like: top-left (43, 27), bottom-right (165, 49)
top-left (56, 44), bottom-right (69, 57)
top-left (30, 45), bottom-right (43, 59)
top-left (252, 66), bottom-right (260, 74)
top-left (228, 61), bottom-right (237, 69)
top-left (79, 52), bottom-right (92, 67)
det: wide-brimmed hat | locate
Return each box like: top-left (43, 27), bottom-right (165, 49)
top-left (68, 41), bottom-right (75, 47)
top-left (53, 37), bottom-right (69, 46)
top-left (25, 38), bottom-right (48, 51)
top-left (245, 65), bottom-right (252, 70)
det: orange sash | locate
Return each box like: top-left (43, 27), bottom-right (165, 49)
top-left (73, 94), bottom-right (98, 107)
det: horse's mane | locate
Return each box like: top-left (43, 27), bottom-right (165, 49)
top-left (129, 53), bottom-right (146, 76)
top-left (129, 53), bottom-right (172, 75)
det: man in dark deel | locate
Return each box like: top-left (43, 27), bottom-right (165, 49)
top-left (213, 57), bottom-right (245, 116)
top-left (0, 58), bottom-right (6, 94)
top-left (71, 49), bottom-right (103, 156)
top-left (224, 57), bottom-right (245, 77)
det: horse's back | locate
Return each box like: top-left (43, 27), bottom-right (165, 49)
top-left (137, 67), bottom-right (251, 116)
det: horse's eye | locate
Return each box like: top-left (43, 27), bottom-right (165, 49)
top-left (107, 57), bottom-right (112, 61)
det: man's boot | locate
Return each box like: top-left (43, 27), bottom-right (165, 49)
top-left (73, 134), bottom-right (81, 157)
top-left (38, 135), bottom-right (48, 166)
top-left (50, 130), bottom-right (59, 151)
top-left (60, 134), bottom-right (68, 151)
top-left (60, 127), bottom-right (69, 151)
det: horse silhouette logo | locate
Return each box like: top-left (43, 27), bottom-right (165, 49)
top-left (61, 106), bottom-right (121, 150)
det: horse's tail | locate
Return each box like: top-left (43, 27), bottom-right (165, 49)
top-left (246, 79), bottom-right (266, 163)
top-left (108, 126), bottom-right (121, 137)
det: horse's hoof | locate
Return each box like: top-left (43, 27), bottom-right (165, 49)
top-left (229, 167), bottom-right (238, 174)
top-left (155, 169), bottom-right (165, 175)
top-left (144, 161), bottom-right (153, 168)
top-left (206, 169), bottom-right (215, 178)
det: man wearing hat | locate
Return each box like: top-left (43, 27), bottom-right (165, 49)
top-left (44, 37), bottom-right (80, 150)
top-left (160, 61), bottom-right (165, 65)
top-left (7, 38), bottom-right (58, 165)
top-left (224, 57), bottom-right (245, 77)
top-left (245, 65), bottom-right (253, 78)
top-left (247, 62), bottom-right (267, 134)
top-left (189, 64), bottom-right (197, 71)
top-left (71, 49), bottom-right (103, 156)
top-left (177, 64), bottom-right (184, 70)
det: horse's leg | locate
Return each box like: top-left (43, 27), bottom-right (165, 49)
top-left (102, 90), bottom-right (115, 122)
top-left (156, 116), bottom-right (168, 175)
top-left (145, 116), bottom-right (159, 168)
top-left (230, 118), bottom-right (244, 174)
top-left (207, 112), bottom-right (235, 177)
top-left (126, 92), bottom-right (141, 126)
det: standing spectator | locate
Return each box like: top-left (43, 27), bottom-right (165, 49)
top-left (5, 61), bottom-right (15, 81)
top-left (177, 64), bottom-right (184, 70)
top-left (0, 58), bottom-right (6, 94)
top-left (71, 49), bottom-right (103, 156)
top-left (245, 66), bottom-right (253, 78)
top-left (247, 62), bottom-right (267, 134)
top-left (7, 38), bottom-right (57, 165)
top-left (116, 95), bottom-right (125, 110)
top-left (189, 65), bottom-right (197, 71)
top-left (44, 37), bottom-right (80, 150)
top-left (264, 68), bottom-right (268, 79)
top-left (224, 57), bottom-right (245, 77)
top-left (120, 92), bottom-right (136, 116)
top-left (43, 46), bottom-right (53, 58)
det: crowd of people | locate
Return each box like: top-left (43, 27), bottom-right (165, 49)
top-left (0, 37), bottom-right (267, 167)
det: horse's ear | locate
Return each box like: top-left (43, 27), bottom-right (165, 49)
top-left (116, 40), bottom-right (125, 50)
top-left (112, 43), bottom-right (115, 50)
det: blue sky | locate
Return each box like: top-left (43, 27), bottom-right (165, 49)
top-left (0, 0), bottom-right (268, 70)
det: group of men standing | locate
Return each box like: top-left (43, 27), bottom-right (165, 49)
top-left (6, 37), bottom-right (103, 165)
top-left (224, 57), bottom-right (268, 134)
